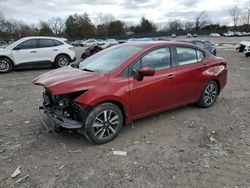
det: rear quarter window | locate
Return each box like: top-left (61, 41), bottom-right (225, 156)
top-left (176, 47), bottom-right (205, 66)
top-left (53, 40), bottom-right (64, 46)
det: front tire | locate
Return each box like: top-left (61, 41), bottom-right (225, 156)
top-left (197, 81), bottom-right (219, 108)
top-left (55, 55), bottom-right (70, 68)
top-left (84, 103), bottom-right (124, 144)
top-left (0, 58), bottom-right (12, 73)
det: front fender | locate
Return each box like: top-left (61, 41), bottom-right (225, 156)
top-left (74, 79), bottom-right (130, 118)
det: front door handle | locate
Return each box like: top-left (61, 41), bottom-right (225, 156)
top-left (53, 49), bottom-right (58, 51)
top-left (167, 74), bottom-right (176, 79)
top-left (30, 51), bottom-right (36, 53)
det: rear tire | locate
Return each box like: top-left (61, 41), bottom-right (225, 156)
top-left (55, 55), bottom-right (70, 68)
top-left (84, 103), bottom-right (123, 144)
top-left (197, 80), bottom-right (219, 108)
top-left (245, 54), bottom-right (249, 57)
top-left (0, 58), bottom-right (12, 73)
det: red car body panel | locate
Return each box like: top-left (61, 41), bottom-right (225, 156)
top-left (34, 42), bottom-right (227, 124)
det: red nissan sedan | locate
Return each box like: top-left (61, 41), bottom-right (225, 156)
top-left (33, 41), bottom-right (227, 144)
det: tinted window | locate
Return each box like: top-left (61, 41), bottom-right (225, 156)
top-left (53, 40), bottom-right (63, 46)
top-left (16, 39), bottom-right (37, 50)
top-left (177, 47), bottom-right (197, 65)
top-left (79, 45), bottom-right (144, 72)
top-left (38, 39), bottom-right (55, 48)
top-left (141, 47), bottom-right (171, 70)
top-left (197, 50), bottom-right (205, 61)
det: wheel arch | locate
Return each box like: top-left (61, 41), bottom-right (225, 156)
top-left (0, 56), bottom-right (15, 66)
top-left (54, 53), bottom-right (71, 63)
top-left (211, 79), bottom-right (221, 95)
top-left (94, 100), bottom-right (128, 126)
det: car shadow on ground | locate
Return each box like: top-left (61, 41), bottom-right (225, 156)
top-left (39, 104), bottom-right (199, 146)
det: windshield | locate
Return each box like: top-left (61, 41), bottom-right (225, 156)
top-left (79, 45), bottom-right (144, 72)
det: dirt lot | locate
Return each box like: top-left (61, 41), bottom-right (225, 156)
top-left (0, 37), bottom-right (250, 188)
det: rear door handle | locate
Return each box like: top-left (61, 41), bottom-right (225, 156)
top-left (53, 49), bottom-right (58, 51)
top-left (167, 74), bottom-right (176, 79)
top-left (30, 51), bottom-right (36, 53)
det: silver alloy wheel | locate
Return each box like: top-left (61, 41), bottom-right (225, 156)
top-left (0, 59), bottom-right (10, 72)
top-left (58, 57), bottom-right (69, 67)
top-left (93, 110), bottom-right (120, 139)
top-left (204, 84), bottom-right (217, 105)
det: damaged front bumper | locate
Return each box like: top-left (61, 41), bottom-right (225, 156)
top-left (38, 106), bottom-right (84, 132)
top-left (38, 90), bottom-right (88, 132)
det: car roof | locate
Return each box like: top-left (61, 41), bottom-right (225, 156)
top-left (123, 41), bottom-right (198, 48)
top-left (21, 36), bottom-right (67, 41)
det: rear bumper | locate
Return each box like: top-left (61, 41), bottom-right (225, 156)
top-left (39, 106), bottom-right (84, 131)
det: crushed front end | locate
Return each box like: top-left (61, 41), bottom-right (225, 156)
top-left (39, 89), bottom-right (88, 132)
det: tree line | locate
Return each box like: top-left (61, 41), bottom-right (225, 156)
top-left (0, 1), bottom-right (250, 41)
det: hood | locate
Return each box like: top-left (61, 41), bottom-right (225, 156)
top-left (33, 66), bottom-right (109, 95)
top-left (0, 48), bottom-right (7, 51)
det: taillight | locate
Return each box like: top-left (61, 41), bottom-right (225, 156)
top-left (69, 47), bottom-right (75, 51)
top-left (203, 65), bottom-right (226, 76)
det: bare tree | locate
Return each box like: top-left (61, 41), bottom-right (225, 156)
top-left (244, 1), bottom-right (250, 25)
top-left (229, 6), bottom-right (240, 27)
top-left (194, 11), bottom-right (208, 30)
top-left (96, 13), bottom-right (115, 25)
top-left (184, 21), bottom-right (195, 31)
top-left (49, 17), bottom-right (65, 36)
top-left (169, 20), bottom-right (182, 31)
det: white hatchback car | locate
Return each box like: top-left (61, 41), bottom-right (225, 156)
top-left (0, 36), bottom-right (76, 73)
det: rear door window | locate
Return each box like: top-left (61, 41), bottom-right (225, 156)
top-left (38, 39), bottom-right (56, 48)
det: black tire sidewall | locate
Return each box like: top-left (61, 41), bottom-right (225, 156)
top-left (0, 58), bottom-right (12, 73)
top-left (198, 80), bottom-right (218, 108)
top-left (85, 103), bottom-right (123, 144)
top-left (55, 55), bottom-right (70, 68)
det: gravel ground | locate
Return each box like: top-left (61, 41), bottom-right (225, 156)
top-left (0, 37), bottom-right (250, 187)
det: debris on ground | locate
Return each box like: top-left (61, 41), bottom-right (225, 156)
top-left (112, 151), bottom-right (127, 156)
top-left (69, 149), bottom-right (82, 153)
top-left (10, 144), bottom-right (22, 150)
top-left (0, 149), bottom-right (5, 153)
top-left (209, 136), bottom-right (216, 142)
top-left (16, 175), bottom-right (29, 183)
top-left (130, 122), bottom-right (135, 128)
top-left (11, 166), bottom-right (21, 178)
top-left (59, 165), bottom-right (65, 170)
top-left (23, 121), bottom-right (31, 124)
top-left (188, 121), bottom-right (197, 128)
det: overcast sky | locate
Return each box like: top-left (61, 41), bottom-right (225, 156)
top-left (0, 0), bottom-right (248, 26)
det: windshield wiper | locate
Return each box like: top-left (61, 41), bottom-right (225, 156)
top-left (82, 68), bottom-right (95, 72)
